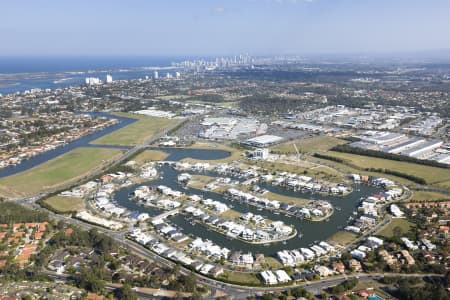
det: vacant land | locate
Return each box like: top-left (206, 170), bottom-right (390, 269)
top-left (271, 135), bottom-right (348, 155)
top-left (411, 190), bottom-right (450, 202)
top-left (221, 270), bottom-right (260, 285)
top-left (0, 147), bottom-right (122, 198)
top-left (324, 151), bottom-right (450, 186)
top-left (220, 209), bottom-right (242, 220)
top-left (377, 218), bottom-right (415, 238)
top-left (186, 174), bottom-right (215, 189)
top-left (43, 195), bottom-right (85, 212)
top-left (327, 230), bottom-right (357, 245)
top-left (91, 112), bottom-right (177, 146)
top-left (132, 149), bottom-right (169, 163)
top-left (264, 256), bottom-right (284, 269)
top-left (265, 191), bottom-right (310, 206)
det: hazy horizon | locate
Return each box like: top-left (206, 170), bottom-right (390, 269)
top-left (2, 0), bottom-right (450, 57)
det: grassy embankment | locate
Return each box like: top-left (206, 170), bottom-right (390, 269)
top-left (91, 112), bottom-right (178, 146)
top-left (0, 147), bottom-right (123, 199)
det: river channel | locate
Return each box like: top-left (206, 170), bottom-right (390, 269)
top-left (113, 148), bottom-right (381, 256)
top-left (0, 112), bottom-right (136, 178)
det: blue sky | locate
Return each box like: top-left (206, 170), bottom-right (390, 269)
top-left (1, 0), bottom-right (450, 56)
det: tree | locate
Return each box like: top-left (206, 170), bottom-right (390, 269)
top-left (393, 226), bottom-right (403, 238)
top-left (114, 284), bottom-right (138, 300)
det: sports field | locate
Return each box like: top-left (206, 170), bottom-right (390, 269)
top-left (0, 147), bottom-right (122, 198)
top-left (91, 112), bottom-right (178, 146)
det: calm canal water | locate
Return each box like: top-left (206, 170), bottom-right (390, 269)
top-left (114, 148), bottom-right (381, 256)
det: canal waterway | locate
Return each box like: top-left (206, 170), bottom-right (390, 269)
top-left (0, 112), bottom-right (136, 178)
top-left (113, 148), bottom-right (382, 256)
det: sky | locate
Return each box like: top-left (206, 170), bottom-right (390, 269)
top-left (1, 0), bottom-right (450, 56)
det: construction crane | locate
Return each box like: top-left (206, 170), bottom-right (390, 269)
top-left (293, 143), bottom-right (301, 164)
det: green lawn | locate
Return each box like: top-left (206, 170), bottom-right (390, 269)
top-left (325, 151), bottom-right (450, 186)
top-left (327, 230), bottom-right (357, 245)
top-left (132, 149), bottom-right (169, 163)
top-left (220, 271), bottom-right (261, 285)
top-left (377, 218), bottom-right (415, 238)
top-left (43, 195), bottom-right (85, 212)
top-left (91, 112), bottom-right (178, 146)
top-left (186, 174), bottom-right (215, 189)
top-left (265, 191), bottom-right (309, 206)
top-left (0, 147), bottom-right (122, 198)
top-left (411, 190), bottom-right (450, 202)
top-left (264, 257), bottom-right (284, 269)
top-left (271, 135), bottom-right (348, 155)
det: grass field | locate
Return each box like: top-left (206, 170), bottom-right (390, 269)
top-left (264, 257), bottom-right (284, 269)
top-left (377, 218), bottom-right (415, 238)
top-left (327, 230), bottom-right (357, 245)
top-left (186, 174), bottom-right (215, 189)
top-left (271, 135), bottom-right (348, 155)
top-left (324, 151), bottom-right (450, 186)
top-left (0, 147), bottom-right (122, 198)
top-left (91, 112), bottom-right (177, 146)
top-left (43, 195), bottom-right (85, 212)
top-left (265, 191), bottom-right (309, 206)
top-left (181, 142), bottom-right (242, 163)
top-left (411, 190), bottom-right (450, 202)
top-left (220, 209), bottom-right (242, 220)
top-left (132, 149), bottom-right (169, 163)
top-left (221, 271), bottom-right (260, 285)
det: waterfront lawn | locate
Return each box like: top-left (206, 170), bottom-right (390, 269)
top-left (324, 151), bottom-right (450, 186)
top-left (220, 270), bottom-right (261, 285)
top-left (377, 218), bottom-right (415, 238)
top-left (186, 174), bottom-right (215, 189)
top-left (411, 190), bottom-right (450, 202)
top-left (265, 191), bottom-right (310, 206)
top-left (91, 112), bottom-right (177, 146)
top-left (327, 231), bottom-right (357, 245)
top-left (43, 195), bottom-right (85, 212)
top-left (220, 209), bottom-right (242, 220)
top-left (271, 136), bottom-right (348, 155)
top-left (132, 149), bottom-right (169, 163)
top-left (0, 147), bottom-right (122, 198)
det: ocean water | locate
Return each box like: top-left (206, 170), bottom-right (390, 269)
top-left (0, 55), bottom-right (194, 94)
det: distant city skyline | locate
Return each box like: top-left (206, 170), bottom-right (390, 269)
top-left (1, 0), bottom-right (450, 56)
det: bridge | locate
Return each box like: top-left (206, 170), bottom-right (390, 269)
top-left (152, 208), bottom-right (180, 222)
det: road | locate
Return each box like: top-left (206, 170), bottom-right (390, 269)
top-left (7, 118), bottom-right (444, 299)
